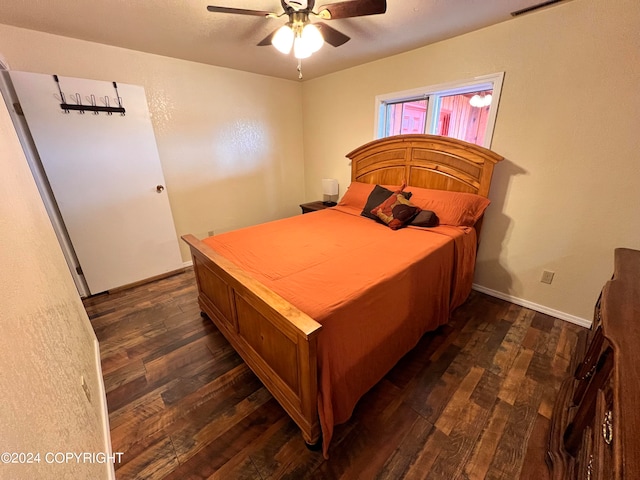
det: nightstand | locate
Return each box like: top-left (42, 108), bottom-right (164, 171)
top-left (299, 201), bottom-right (335, 214)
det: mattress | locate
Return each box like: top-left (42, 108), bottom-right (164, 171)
top-left (203, 204), bottom-right (476, 455)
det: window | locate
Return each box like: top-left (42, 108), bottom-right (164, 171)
top-left (375, 73), bottom-right (504, 148)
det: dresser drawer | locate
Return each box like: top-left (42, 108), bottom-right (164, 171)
top-left (592, 378), bottom-right (615, 479)
top-left (574, 426), bottom-right (594, 480)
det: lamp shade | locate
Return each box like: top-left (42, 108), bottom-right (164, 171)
top-left (272, 25), bottom-right (294, 54)
top-left (322, 178), bottom-right (339, 196)
top-left (302, 24), bottom-right (324, 53)
top-left (294, 36), bottom-right (313, 59)
top-left (272, 21), bottom-right (324, 59)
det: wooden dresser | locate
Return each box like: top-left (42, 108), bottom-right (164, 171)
top-left (548, 248), bottom-right (640, 479)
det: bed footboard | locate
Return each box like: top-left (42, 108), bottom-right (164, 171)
top-left (181, 234), bottom-right (323, 445)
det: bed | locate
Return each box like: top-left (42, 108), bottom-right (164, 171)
top-left (181, 134), bottom-right (503, 456)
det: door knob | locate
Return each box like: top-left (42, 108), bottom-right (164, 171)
top-left (156, 185), bottom-right (165, 193)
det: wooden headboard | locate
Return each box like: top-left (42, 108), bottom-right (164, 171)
top-left (347, 134), bottom-right (503, 197)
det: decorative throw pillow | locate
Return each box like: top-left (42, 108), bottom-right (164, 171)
top-left (361, 185), bottom-right (412, 221)
top-left (370, 190), bottom-right (421, 230)
top-left (410, 210), bottom-right (439, 227)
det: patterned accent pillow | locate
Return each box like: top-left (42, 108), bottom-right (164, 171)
top-left (361, 184), bottom-right (413, 221)
top-left (370, 189), bottom-right (421, 230)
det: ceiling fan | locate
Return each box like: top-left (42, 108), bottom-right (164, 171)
top-left (207, 0), bottom-right (387, 62)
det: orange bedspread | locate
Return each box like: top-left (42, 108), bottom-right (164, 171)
top-left (203, 205), bottom-right (476, 455)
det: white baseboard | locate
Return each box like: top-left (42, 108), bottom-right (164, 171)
top-left (93, 337), bottom-right (116, 480)
top-left (471, 284), bottom-right (592, 329)
top-left (183, 260), bottom-right (193, 268)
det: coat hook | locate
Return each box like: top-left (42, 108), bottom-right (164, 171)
top-left (53, 75), bottom-right (126, 116)
top-left (72, 93), bottom-right (85, 114)
top-left (86, 94), bottom-right (99, 114)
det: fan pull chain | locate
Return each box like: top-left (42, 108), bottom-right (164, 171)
top-left (297, 59), bottom-right (303, 80)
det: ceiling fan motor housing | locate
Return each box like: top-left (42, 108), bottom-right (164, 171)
top-left (285, 0), bottom-right (308, 11)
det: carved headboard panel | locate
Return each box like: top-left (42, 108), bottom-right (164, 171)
top-left (347, 134), bottom-right (503, 197)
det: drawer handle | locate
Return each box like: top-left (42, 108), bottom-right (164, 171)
top-left (580, 363), bottom-right (597, 381)
top-left (602, 409), bottom-right (613, 445)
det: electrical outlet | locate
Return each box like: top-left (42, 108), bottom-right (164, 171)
top-left (81, 375), bottom-right (91, 403)
top-left (541, 270), bottom-right (555, 284)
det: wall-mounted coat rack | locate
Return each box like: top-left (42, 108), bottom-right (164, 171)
top-left (54, 75), bottom-right (125, 115)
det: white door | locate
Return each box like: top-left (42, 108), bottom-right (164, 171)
top-left (10, 71), bottom-right (183, 294)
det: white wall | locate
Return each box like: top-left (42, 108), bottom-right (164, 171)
top-left (0, 23), bottom-right (306, 261)
top-left (302, 0), bottom-right (640, 322)
top-left (0, 92), bottom-right (112, 478)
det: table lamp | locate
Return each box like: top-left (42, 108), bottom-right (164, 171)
top-left (322, 178), bottom-right (339, 206)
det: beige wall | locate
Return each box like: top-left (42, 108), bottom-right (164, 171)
top-left (1, 0), bottom-right (638, 325)
top-left (302, 0), bottom-right (640, 322)
top-left (0, 93), bottom-right (111, 478)
top-left (0, 23), bottom-right (305, 261)
top-left (0, 21), bottom-right (306, 478)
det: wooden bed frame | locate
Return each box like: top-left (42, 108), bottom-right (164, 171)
top-left (181, 134), bottom-right (503, 447)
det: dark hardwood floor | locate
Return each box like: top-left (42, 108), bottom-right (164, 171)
top-left (83, 269), bottom-right (586, 479)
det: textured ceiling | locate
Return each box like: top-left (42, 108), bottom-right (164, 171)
top-left (0, 0), bottom-right (561, 80)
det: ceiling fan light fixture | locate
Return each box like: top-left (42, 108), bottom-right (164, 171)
top-left (293, 22), bottom-right (323, 59)
top-left (272, 25), bottom-right (294, 54)
top-left (294, 36), bottom-right (313, 59)
top-left (207, 0), bottom-right (388, 75)
top-left (301, 23), bottom-right (324, 53)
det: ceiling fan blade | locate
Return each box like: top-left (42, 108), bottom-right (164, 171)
top-left (317, 0), bottom-right (386, 19)
top-left (316, 22), bottom-right (350, 47)
top-left (207, 6), bottom-right (273, 17)
top-left (257, 28), bottom-right (279, 46)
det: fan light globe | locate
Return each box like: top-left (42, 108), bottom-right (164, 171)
top-left (294, 36), bottom-right (312, 59)
top-left (301, 23), bottom-right (324, 53)
top-left (272, 25), bottom-right (294, 54)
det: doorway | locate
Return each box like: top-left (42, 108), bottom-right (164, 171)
top-left (0, 61), bottom-right (91, 296)
top-left (1, 68), bottom-right (183, 296)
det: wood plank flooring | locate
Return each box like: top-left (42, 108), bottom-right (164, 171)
top-left (83, 269), bottom-right (586, 479)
